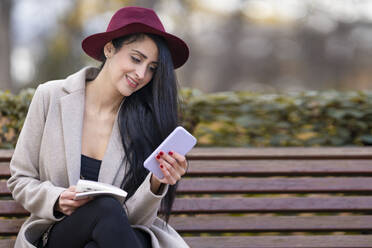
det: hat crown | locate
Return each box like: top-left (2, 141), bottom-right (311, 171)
top-left (107, 7), bottom-right (165, 33)
top-left (82, 6), bottom-right (189, 68)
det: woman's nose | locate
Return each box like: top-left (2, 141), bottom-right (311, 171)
top-left (135, 65), bottom-right (147, 80)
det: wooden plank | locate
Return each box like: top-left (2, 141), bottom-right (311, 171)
top-left (172, 196), bottom-right (372, 213)
top-left (171, 215), bottom-right (372, 232)
top-left (0, 219), bottom-right (25, 234)
top-left (0, 150), bottom-right (12, 162)
top-left (183, 235), bottom-right (372, 248)
top-left (2, 160), bottom-right (372, 178)
top-left (187, 160), bottom-right (372, 176)
top-left (2, 148), bottom-right (372, 160)
top-left (2, 215), bottom-right (372, 235)
top-left (0, 239), bottom-right (15, 248)
top-left (6, 196), bottom-right (372, 215)
top-left (0, 182), bottom-right (9, 195)
top-left (0, 201), bottom-right (28, 215)
top-left (0, 226), bottom-right (371, 248)
top-left (0, 163), bottom-right (10, 177)
top-left (177, 177), bottom-right (372, 194)
top-left (187, 147), bottom-right (372, 159)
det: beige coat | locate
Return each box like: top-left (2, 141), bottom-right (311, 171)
top-left (7, 67), bottom-right (189, 248)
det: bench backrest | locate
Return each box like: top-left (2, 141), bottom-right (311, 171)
top-left (177, 148), bottom-right (372, 248)
top-left (1, 148), bottom-right (372, 248)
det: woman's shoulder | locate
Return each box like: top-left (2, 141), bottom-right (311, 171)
top-left (36, 67), bottom-right (97, 97)
top-left (33, 79), bottom-right (68, 109)
top-left (31, 67), bottom-right (90, 111)
top-left (38, 78), bottom-right (65, 93)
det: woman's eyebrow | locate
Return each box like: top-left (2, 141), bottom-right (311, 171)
top-left (132, 49), bottom-right (148, 59)
top-left (132, 49), bottom-right (159, 64)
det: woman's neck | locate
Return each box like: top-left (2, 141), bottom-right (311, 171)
top-left (85, 68), bottom-right (124, 117)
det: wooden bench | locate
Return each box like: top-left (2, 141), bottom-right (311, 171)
top-left (1, 147), bottom-right (372, 247)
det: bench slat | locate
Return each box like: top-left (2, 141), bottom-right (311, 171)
top-left (0, 201), bottom-right (27, 215)
top-left (183, 235), bottom-right (372, 248)
top-left (170, 215), bottom-right (372, 232)
top-left (172, 196), bottom-right (372, 213)
top-left (4, 148), bottom-right (372, 160)
top-left (0, 164), bottom-right (10, 177)
top-left (0, 151), bottom-right (12, 162)
top-left (187, 160), bottom-right (372, 176)
top-left (5, 196), bottom-right (372, 215)
top-left (178, 177), bottom-right (372, 193)
top-left (187, 147), bottom-right (372, 159)
top-left (0, 182), bottom-right (10, 195)
top-left (2, 215), bottom-right (372, 235)
top-left (0, 219), bottom-right (25, 234)
top-left (1, 235), bottom-right (372, 248)
top-left (3, 160), bottom-right (372, 177)
top-left (3, 177), bottom-right (371, 196)
top-left (0, 239), bottom-right (14, 248)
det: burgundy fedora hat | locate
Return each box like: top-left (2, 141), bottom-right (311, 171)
top-left (82, 6), bottom-right (189, 69)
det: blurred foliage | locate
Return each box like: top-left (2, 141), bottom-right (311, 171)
top-left (1, 88), bottom-right (372, 148)
top-left (180, 88), bottom-right (372, 147)
top-left (0, 88), bottom-right (34, 148)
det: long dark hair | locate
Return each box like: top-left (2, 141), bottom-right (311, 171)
top-left (99, 33), bottom-right (179, 223)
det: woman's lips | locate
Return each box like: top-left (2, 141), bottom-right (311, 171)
top-left (126, 75), bottom-right (138, 88)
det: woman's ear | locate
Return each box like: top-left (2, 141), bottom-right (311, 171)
top-left (103, 42), bottom-right (114, 59)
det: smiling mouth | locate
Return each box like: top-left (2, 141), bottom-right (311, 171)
top-left (126, 75), bottom-right (139, 88)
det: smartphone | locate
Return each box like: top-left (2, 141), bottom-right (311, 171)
top-left (144, 126), bottom-right (197, 179)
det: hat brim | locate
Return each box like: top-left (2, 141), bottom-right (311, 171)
top-left (82, 23), bottom-right (189, 69)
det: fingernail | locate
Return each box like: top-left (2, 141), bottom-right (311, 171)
top-left (160, 164), bottom-right (164, 169)
top-left (156, 155), bottom-right (161, 159)
top-left (159, 151), bottom-right (164, 156)
top-left (168, 151), bottom-right (173, 156)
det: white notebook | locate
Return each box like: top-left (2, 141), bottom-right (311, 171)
top-left (74, 180), bottom-right (127, 204)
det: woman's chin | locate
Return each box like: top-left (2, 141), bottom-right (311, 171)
top-left (119, 89), bottom-right (134, 97)
top-left (116, 85), bottom-right (133, 97)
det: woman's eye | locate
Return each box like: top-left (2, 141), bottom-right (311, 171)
top-left (150, 66), bottom-right (157, 72)
top-left (131, 56), bottom-right (141, 63)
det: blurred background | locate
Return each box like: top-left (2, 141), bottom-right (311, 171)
top-left (1, 0), bottom-right (372, 93)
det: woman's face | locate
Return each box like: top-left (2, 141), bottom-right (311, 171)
top-left (104, 35), bottom-right (158, 97)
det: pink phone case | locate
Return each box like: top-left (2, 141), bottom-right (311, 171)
top-left (143, 126), bottom-right (197, 179)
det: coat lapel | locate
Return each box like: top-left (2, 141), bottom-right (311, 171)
top-left (60, 68), bottom-right (88, 185)
top-left (98, 106), bottom-right (125, 185)
top-left (60, 67), bottom-right (125, 185)
top-left (60, 90), bottom-right (84, 185)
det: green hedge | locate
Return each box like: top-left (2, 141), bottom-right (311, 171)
top-left (180, 88), bottom-right (372, 147)
top-left (0, 89), bottom-right (34, 149)
top-left (1, 88), bottom-right (372, 148)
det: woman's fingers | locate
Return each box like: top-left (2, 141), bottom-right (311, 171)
top-left (156, 150), bottom-right (188, 185)
top-left (61, 190), bottom-right (76, 200)
top-left (57, 198), bottom-right (76, 215)
top-left (157, 151), bottom-right (187, 175)
top-left (158, 161), bottom-right (178, 185)
top-left (57, 187), bottom-right (92, 215)
top-left (169, 151), bottom-right (188, 171)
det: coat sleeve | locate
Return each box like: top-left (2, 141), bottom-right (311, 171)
top-left (7, 84), bottom-right (66, 221)
top-left (125, 172), bottom-right (169, 226)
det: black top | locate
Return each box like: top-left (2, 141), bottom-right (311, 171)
top-left (80, 154), bottom-right (102, 181)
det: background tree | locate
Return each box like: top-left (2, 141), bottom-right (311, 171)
top-left (0, 0), bottom-right (13, 91)
top-left (9, 0), bottom-right (372, 93)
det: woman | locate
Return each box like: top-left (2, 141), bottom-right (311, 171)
top-left (7, 6), bottom-right (190, 248)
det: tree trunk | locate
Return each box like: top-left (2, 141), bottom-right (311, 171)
top-left (0, 0), bottom-right (13, 92)
top-left (136, 0), bottom-right (157, 9)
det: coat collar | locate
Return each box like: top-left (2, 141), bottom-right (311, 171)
top-left (60, 67), bottom-right (125, 185)
top-left (62, 66), bottom-right (100, 93)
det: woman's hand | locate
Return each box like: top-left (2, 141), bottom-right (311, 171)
top-left (55, 186), bottom-right (92, 216)
top-left (152, 150), bottom-right (188, 186)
